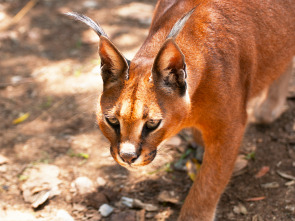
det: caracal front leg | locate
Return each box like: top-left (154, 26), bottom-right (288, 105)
top-left (178, 118), bottom-right (246, 221)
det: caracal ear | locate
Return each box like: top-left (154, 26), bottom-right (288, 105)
top-left (99, 36), bottom-right (128, 89)
top-left (65, 12), bottom-right (129, 90)
top-left (152, 38), bottom-right (187, 96)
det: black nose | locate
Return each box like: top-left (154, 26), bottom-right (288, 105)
top-left (119, 152), bottom-right (139, 164)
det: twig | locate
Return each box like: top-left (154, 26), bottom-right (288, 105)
top-left (276, 170), bottom-right (295, 181)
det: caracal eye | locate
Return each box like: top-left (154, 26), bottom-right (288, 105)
top-left (106, 117), bottom-right (120, 126)
top-left (146, 119), bottom-right (161, 130)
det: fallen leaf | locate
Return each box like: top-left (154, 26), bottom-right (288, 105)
top-left (13, 112), bottom-right (30, 124)
top-left (245, 196), bottom-right (265, 202)
top-left (255, 166), bottom-right (270, 178)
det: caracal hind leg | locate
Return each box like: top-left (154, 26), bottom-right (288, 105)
top-left (250, 61), bottom-right (293, 124)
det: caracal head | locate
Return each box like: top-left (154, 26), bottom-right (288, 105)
top-left (66, 11), bottom-right (193, 169)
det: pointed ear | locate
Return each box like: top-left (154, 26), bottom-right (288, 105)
top-left (152, 39), bottom-right (187, 96)
top-left (99, 36), bottom-right (129, 89)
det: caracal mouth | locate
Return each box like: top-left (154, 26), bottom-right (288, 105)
top-left (112, 153), bottom-right (157, 170)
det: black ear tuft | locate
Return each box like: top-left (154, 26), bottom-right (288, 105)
top-left (65, 12), bottom-right (108, 37)
top-left (65, 12), bottom-right (130, 90)
top-left (167, 7), bottom-right (195, 39)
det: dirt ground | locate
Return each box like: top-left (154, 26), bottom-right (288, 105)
top-left (0, 0), bottom-right (295, 221)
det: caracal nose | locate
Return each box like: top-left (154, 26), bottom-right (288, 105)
top-left (119, 152), bottom-right (139, 164)
top-left (119, 142), bottom-right (140, 164)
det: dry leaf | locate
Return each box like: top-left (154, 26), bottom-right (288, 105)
top-left (13, 112), bottom-right (30, 124)
top-left (255, 166), bottom-right (270, 178)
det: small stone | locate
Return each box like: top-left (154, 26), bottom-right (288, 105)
top-left (73, 176), bottom-right (94, 195)
top-left (96, 177), bottom-right (107, 186)
top-left (99, 204), bottom-right (114, 217)
top-left (55, 209), bottom-right (74, 221)
top-left (261, 182), bottom-right (279, 189)
top-left (165, 136), bottom-right (182, 146)
top-left (157, 190), bottom-right (180, 204)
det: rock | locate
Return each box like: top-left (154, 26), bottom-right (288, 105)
top-left (0, 154), bottom-right (9, 165)
top-left (165, 136), bottom-right (182, 146)
top-left (233, 203), bottom-right (248, 215)
top-left (73, 176), bottom-right (95, 195)
top-left (99, 204), bottom-right (114, 217)
top-left (21, 164), bottom-right (61, 208)
top-left (157, 191), bottom-right (180, 204)
top-left (261, 182), bottom-right (279, 189)
top-left (96, 177), bottom-right (107, 186)
top-left (55, 210), bottom-right (74, 221)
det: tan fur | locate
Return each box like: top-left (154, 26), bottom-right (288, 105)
top-left (92, 0), bottom-right (295, 220)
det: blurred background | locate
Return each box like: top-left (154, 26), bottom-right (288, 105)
top-left (0, 0), bottom-right (294, 220)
